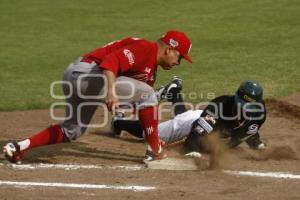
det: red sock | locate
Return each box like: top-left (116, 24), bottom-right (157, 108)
top-left (138, 106), bottom-right (160, 153)
top-left (28, 124), bottom-right (65, 149)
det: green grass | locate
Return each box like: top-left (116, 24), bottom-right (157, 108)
top-left (0, 0), bottom-right (300, 111)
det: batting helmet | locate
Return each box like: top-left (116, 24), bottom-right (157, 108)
top-left (235, 80), bottom-right (263, 107)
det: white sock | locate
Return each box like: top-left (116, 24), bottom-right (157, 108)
top-left (18, 139), bottom-right (30, 151)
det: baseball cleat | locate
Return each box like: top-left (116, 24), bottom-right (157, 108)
top-left (110, 111), bottom-right (125, 137)
top-left (3, 141), bottom-right (23, 164)
top-left (156, 76), bottom-right (183, 101)
top-left (144, 150), bottom-right (168, 162)
top-left (185, 151), bottom-right (202, 158)
top-left (144, 150), bottom-right (155, 162)
top-left (144, 147), bottom-right (168, 162)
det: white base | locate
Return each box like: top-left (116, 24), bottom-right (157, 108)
top-left (144, 157), bottom-right (198, 171)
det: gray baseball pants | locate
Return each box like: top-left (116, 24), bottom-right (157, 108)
top-left (60, 58), bottom-right (158, 141)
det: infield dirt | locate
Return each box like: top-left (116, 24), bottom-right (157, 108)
top-left (0, 94), bottom-right (299, 200)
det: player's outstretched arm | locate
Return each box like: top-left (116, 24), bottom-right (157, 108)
top-left (245, 133), bottom-right (266, 150)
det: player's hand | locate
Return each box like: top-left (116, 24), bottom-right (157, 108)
top-left (257, 143), bottom-right (266, 150)
top-left (159, 139), bottom-right (166, 148)
top-left (106, 92), bottom-right (119, 112)
top-left (154, 148), bottom-right (168, 160)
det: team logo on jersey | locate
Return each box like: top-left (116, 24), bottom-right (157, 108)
top-left (169, 38), bottom-right (179, 48)
top-left (144, 67), bottom-right (151, 73)
top-left (247, 124), bottom-right (259, 135)
top-left (123, 49), bottom-right (135, 65)
top-left (205, 114), bottom-right (216, 125)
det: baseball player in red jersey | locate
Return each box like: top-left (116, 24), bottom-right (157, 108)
top-left (3, 30), bottom-right (192, 163)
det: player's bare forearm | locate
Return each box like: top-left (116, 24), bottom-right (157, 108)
top-left (103, 69), bottom-right (116, 94)
top-left (103, 69), bottom-right (118, 111)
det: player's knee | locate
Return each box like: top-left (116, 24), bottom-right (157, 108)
top-left (140, 86), bottom-right (158, 106)
top-left (60, 124), bottom-right (87, 142)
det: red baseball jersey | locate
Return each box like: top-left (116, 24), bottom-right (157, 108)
top-left (82, 37), bottom-right (158, 86)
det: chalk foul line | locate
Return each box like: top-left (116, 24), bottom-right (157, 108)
top-left (0, 180), bottom-right (155, 192)
top-left (1, 163), bottom-right (300, 180)
top-left (0, 163), bottom-right (144, 171)
top-left (224, 170), bottom-right (300, 180)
